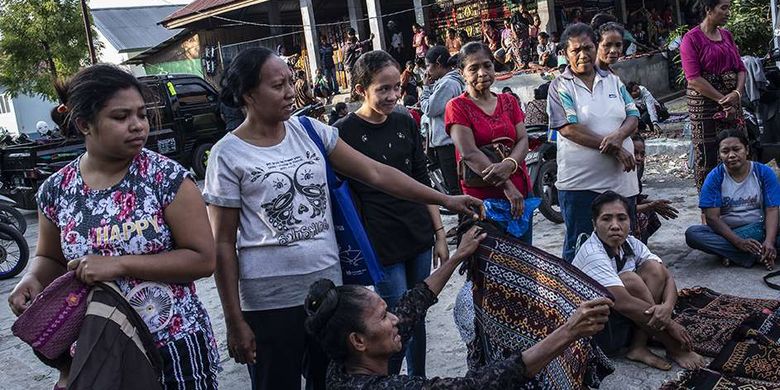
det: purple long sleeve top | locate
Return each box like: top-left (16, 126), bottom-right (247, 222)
top-left (680, 26), bottom-right (746, 81)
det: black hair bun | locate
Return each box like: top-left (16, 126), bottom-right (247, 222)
top-left (304, 279), bottom-right (339, 335)
top-left (218, 82), bottom-right (239, 108)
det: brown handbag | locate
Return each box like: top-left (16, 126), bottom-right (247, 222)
top-left (458, 137), bottom-right (514, 187)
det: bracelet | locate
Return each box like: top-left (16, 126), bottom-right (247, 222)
top-left (734, 89), bottom-right (742, 100)
top-left (434, 226), bottom-right (445, 233)
top-left (502, 157), bottom-right (519, 173)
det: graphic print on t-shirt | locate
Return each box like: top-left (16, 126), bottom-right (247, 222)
top-left (250, 149), bottom-right (330, 245)
top-left (720, 167), bottom-right (763, 227)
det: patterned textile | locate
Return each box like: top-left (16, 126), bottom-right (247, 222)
top-left (676, 286), bottom-right (722, 312)
top-left (660, 290), bottom-right (780, 389)
top-left (687, 71), bottom-right (747, 189)
top-left (659, 368), bottom-right (780, 390)
top-left (673, 311), bottom-right (743, 357)
top-left (673, 287), bottom-right (780, 357)
top-left (468, 233), bottom-right (615, 389)
top-left (710, 330), bottom-right (780, 383)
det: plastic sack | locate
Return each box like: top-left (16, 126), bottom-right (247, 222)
top-left (483, 197), bottom-right (542, 238)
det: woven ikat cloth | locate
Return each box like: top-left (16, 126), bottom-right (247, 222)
top-left (660, 288), bottom-right (780, 389)
top-left (470, 235), bottom-right (615, 389)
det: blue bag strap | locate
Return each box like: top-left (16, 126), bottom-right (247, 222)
top-left (299, 116), bottom-right (339, 188)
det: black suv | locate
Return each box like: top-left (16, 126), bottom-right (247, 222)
top-left (0, 74), bottom-right (226, 209)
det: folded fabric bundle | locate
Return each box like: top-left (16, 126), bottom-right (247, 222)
top-left (659, 368), bottom-right (780, 390)
top-left (673, 311), bottom-right (744, 357)
top-left (659, 290), bottom-right (780, 389)
top-left (466, 230), bottom-right (615, 388)
top-left (710, 329), bottom-right (780, 383)
top-left (673, 287), bottom-right (780, 357)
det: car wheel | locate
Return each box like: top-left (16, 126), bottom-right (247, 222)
top-left (192, 143), bottom-right (213, 179)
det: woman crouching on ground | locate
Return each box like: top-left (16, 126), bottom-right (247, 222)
top-left (8, 64), bottom-right (220, 389)
top-left (305, 226), bottom-right (613, 389)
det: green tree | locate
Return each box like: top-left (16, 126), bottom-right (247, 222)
top-left (725, 0), bottom-right (772, 56)
top-left (0, 0), bottom-right (99, 100)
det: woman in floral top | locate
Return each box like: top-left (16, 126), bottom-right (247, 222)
top-left (8, 64), bottom-right (219, 390)
top-left (304, 226), bottom-right (614, 389)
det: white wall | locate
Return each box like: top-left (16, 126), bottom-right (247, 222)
top-left (95, 29), bottom-right (146, 76)
top-left (0, 92), bottom-right (18, 134)
top-left (12, 93), bottom-right (57, 135)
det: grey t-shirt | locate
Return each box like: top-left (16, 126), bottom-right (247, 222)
top-left (203, 117), bottom-right (342, 311)
top-left (721, 162), bottom-right (764, 228)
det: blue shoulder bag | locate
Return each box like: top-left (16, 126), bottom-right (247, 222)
top-left (299, 116), bottom-right (384, 286)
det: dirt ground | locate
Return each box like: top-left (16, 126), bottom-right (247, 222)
top-left (2, 99), bottom-right (779, 389)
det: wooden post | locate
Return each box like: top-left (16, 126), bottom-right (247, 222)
top-left (80, 0), bottom-right (97, 64)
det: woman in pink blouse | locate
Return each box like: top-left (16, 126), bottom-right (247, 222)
top-left (680, 0), bottom-right (746, 190)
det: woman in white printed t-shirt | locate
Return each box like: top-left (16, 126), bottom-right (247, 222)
top-left (202, 47), bottom-right (484, 390)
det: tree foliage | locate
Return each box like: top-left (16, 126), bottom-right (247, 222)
top-left (725, 0), bottom-right (773, 57)
top-left (0, 0), bottom-right (99, 100)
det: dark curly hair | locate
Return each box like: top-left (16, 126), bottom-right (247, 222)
top-left (591, 191), bottom-right (630, 221)
top-left (458, 41), bottom-right (495, 69)
top-left (560, 23), bottom-right (598, 52)
top-left (219, 47), bottom-right (276, 108)
top-left (52, 64), bottom-right (151, 138)
top-left (304, 279), bottom-right (370, 362)
top-left (350, 50), bottom-right (400, 99)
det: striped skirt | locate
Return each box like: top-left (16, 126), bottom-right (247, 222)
top-left (687, 71), bottom-right (746, 190)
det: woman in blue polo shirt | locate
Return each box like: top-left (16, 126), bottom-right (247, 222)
top-left (685, 129), bottom-right (780, 269)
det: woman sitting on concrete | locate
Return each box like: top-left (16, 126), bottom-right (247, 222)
top-left (685, 129), bottom-right (780, 269)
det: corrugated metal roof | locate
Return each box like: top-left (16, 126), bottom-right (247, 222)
top-left (161, 0), bottom-right (271, 28)
top-left (162, 0), bottom-right (240, 24)
top-left (91, 5), bottom-right (185, 52)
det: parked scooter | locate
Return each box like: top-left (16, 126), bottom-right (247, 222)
top-left (525, 125), bottom-right (563, 224)
top-left (0, 190), bottom-right (27, 235)
top-left (293, 102), bottom-right (326, 121)
top-left (743, 48), bottom-right (780, 163)
top-left (0, 189), bottom-right (29, 280)
top-left (0, 222), bottom-right (29, 279)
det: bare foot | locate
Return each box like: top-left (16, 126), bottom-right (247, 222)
top-left (668, 349), bottom-right (706, 369)
top-left (626, 347), bottom-right (672, 370)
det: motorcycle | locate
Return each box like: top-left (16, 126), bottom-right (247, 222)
top-left (0, 188), bottom-right (27, 235)
top-left (743, 48), bottom-right (780, 163)
top-left (293, 102), bottom-right (326, 121)
top-left (0, 222), bottom-right (30, 279)
top-left (525, 125), bottom-right (563, 224)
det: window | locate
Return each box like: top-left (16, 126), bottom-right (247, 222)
top-left (0, 94), bottom-right (10, 114)
top-left (174, 83), bottom-right (214, 107)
